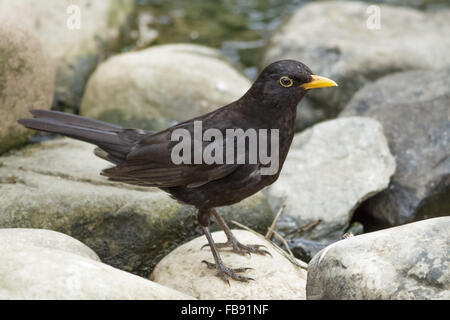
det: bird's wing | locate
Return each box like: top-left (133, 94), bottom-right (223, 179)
top-left (101, 108), bottom-right (245, 188)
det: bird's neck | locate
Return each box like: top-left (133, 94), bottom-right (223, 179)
top-left (238, 90), bottom-right (301, 129)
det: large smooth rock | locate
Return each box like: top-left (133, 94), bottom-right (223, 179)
top-left (0, 0), bottom-right (135, 112)
top-left (0, 19), bottom-right (54, 155)
top-left (307, 217), bottom-right (450, 300)
top-left (340, 68), bottom-right (450, 226)
top-left (372, 0), bottom-right (448, 8)
top-left (263, 1), bottom-right (450, 129)
top-left (151, 230), bottom-right (307, 300)
top-left (265, 117), bottom-right (396, 261)
top-left (0, 246), bottom-right (192, 300)
top-left (81, 44), bottom-right (251, 131)
top-left (0, 228), bottom-right (99, 261)
top-left (0, 138), bottom-right (274, 278)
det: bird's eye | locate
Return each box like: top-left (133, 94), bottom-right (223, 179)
top-left (279, 76), bottom-right (293, 88)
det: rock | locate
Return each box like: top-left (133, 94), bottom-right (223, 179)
top-left (0, 0), bottom-right (135, 112)
top-left (307, 217), bottom-right (450, 300)
top-left (0, 228), bottom-right (99, 261)
top-left (80, 44), bottom-right (251, 131)
top-left (372, 0), bottom-right (448, 8)
top-left (294, 99), bottom-right (330, 132)
top-left (0, 138), bottom-right (274, 278)
top-left (263, 1), bottom-right (450, 127)
top-left (0, 19), bottom-right (54, 155)
top-left (151, 230), bottom-right (307, 300)
top-left (265, 117), bottom-right (396, 260)
top-left (340, 68), bottom-right (450, 226)
top-left (0, 246), bottom-right (192, 300)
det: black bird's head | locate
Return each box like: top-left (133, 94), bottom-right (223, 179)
top-left (247, 60), bottom-right (337, 107)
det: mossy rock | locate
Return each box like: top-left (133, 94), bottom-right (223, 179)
top-left (0, 139), bottom-right (275, 277)
top-left (0, 0), bottom-right (136, 112)
top-left (0, 19), bottom-right (54, 155)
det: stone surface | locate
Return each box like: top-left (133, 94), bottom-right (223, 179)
top-left (0, 228), bottom-right (99, 261)
top-left (294, 99), bottom-right (328, 132)
top-left (265, 117), bottom-right (396, 261)
top-left (0, 19), bottom-right (54, 155)
top-left (151, 230), bottom-right (307, 300)
top-left (341, 68), bottom-right (450, 226)
top-left (0, 246), bottom-right (192, 300)
top-left (80, 44), bottom-right (251, 131)
top-left (0, 138), bottom-right (274, 278)
top-left (307, 217), bottom-right (450, 300)
top-left (0, 0), bottom-right (135, 112)
top-left (373, 0), bottom-right (448, 8)
top-left (263, 1), bottom-right (450, 127)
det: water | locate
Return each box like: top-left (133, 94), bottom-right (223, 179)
top-left (134, 0), bottom-right (446, 79)
top-left (135, 0), bottom-right (306, 79)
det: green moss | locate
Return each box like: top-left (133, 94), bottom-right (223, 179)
top-left (0, 129), bottom-right (30, 155)
top-left (0, 143), bottom-right (273, 278)
top-left (107, 0), bottom-right (135, 28)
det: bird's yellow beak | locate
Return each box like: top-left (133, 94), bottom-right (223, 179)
top-left (301, 75), bottom-right (338, 90)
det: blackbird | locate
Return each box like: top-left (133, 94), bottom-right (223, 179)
top-left (18, 60), bottom-right (337, 283)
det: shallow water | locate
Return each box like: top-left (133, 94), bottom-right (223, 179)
top-left (135, 0), bottom-right (445, 79)
top-left (136, 0), bottom-right (306, 78)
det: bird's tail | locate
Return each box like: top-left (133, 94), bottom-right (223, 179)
top-left (18, 110), bottom-right (144, 164)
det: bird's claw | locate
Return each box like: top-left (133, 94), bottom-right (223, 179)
top-left (201, 260), bottom-right (254, 284)
top-left (202, 241), bottom-right (271, 257)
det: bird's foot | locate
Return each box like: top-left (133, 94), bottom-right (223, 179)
top-left (202, 260), bottom-right (254, 284)
top-left (202, 240), bottom-right (271, 256)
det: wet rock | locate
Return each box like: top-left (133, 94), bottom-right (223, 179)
top-left (0, 19), bottom-right (54, 155)
top-left (265, 117), bottom-right (396, 260)
top-left (151, 230), bottom-right (307, 300)
top-left (0, 139), bottom-right (274, 277)
top-left (307, 217), bottom-right (450, 300)
top-left (0, 245), bottom-right (192, 300)
top-left (80, 44), bottom-right (251, 131)
top-left (0, 228), bottom-right (99, 261)
top-left (0, 0), bottom-right (135, 112)
top-left (341, 68), bottom-right (450, 226)
top-left (263, 1), bottom-right (450, 127)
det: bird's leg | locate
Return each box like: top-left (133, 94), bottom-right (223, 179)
top-left (202, 208), bottom-right (271, 256)
top-left (198, 208), bottom-right (254, 284)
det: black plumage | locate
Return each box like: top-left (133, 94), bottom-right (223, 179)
top-left (19, 60), bottom-right (337, 283)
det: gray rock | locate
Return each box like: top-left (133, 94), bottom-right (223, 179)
top-left (295, 99), bottom-right (328, 132)
top-left (0, 139), bottom-right (274, 278)
top-left (0, 246), bottom-right (192, 300)
top-left (0, 228), bottom-right (100, 261)
top-left (80, 44), bottom-right (251, 131)
top-left (372, 0), bottom-right (448, 8)
top-left (151, 230), bottom-right (307, 300)
top-left (263, 1), bottom-right (450, 128)
top-left (0, 19), bottom-right (54, 155)
top-left (0, 0), bottom-right (135, 112)
top-left (265, 117), bottom-right (396, 260)
top-left (307, 217), bottom-right (450, 300)
top-left (341, 68), bottom-right (450, 226)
